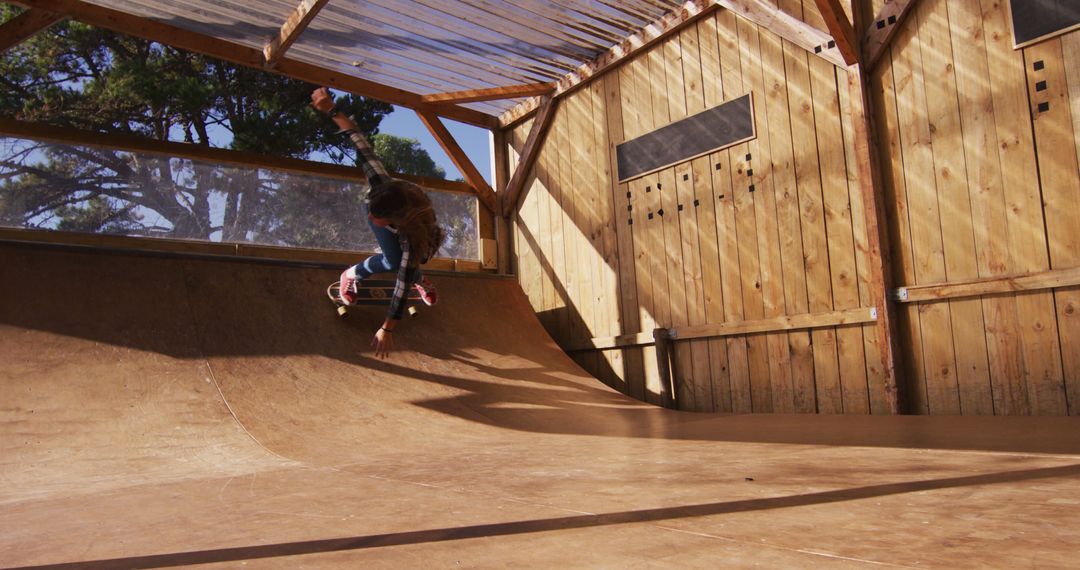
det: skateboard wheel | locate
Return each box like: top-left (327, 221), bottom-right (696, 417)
top-left (407, 306), bottom-right (418, 317)
top-left (337, 306), bottom-right (349, 318)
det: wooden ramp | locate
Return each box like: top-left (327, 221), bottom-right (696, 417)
top-left (2, 241), bottom-right (1079, 569)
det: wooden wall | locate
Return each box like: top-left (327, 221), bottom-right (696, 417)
top-left (506, 0), bottom-right (1080, 416)
top-left (872, 0), bottom-right (1080, 415)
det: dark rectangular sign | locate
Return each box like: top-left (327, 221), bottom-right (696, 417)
top-left (1010, 0), bottom-right (1080, 48)
top-left (616, 93), bottom-right (755, 183)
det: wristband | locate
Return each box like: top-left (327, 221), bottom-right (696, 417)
top-left (380, 327), bottom-right (393, 333)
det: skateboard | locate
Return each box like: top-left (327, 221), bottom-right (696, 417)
top-left (327, 279), bottom-right (420, 318)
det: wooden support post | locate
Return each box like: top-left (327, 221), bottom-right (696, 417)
top-left (813, 0), bottom-right (860, 65)
top-left (653, 328), bottom-right (675, 409)
top-left (845, 0), bottom-right (904, 413)
top-left (0, 8), bottom-right (63, 54)
top-left (490, 128), bottom-right (513, 274)
top-left (415, 110), bottom-right (498, 214)
top-left (263, 0), bottom-right (329, 68)
top-left (499, 94), bottom-right (557, 216)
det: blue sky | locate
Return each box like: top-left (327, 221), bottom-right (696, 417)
top-left (379, 106), bottom-right (492, 186)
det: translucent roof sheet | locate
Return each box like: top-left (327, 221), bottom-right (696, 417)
top-left (78, 0), bottom-right (688, 118)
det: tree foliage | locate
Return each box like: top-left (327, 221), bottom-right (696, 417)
top-left (0, 7), bottom-right (477, 258)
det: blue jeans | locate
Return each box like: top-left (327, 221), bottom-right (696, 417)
top-left (354, 216), bottom-right (423, 283)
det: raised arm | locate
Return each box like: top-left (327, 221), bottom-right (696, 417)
top-left (311, 87), bottom-right (390, 188)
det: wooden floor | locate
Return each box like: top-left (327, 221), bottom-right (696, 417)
top-left (2, 242), bottom-right (1079, 569)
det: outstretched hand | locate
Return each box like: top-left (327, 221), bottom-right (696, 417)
top-left (371, 328), bottom-right (394, 359)
top-left (311, 87), bottom-right (336, 114)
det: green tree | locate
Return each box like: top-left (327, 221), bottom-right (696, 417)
top-left (0, 7), bottom-right (478, 258)
top-left (372, 134), bottom-right (446, 179)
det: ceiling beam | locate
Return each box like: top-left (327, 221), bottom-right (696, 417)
top-left (415, 110), bottom-right (498, 214)
top-left (421, 82), bottom-right (556, 105)
top-left (263, 0), bottom-right (329, 69)
top-left (0, 7), bottom-right (63, 54)
top-left (499, 94), bottom-right (557, 217)
top-left (862, 0), bottom-right (918, 69)
top-left (12, 0), bottom-right (498, 129)
top-left (813, 0), bottom-right (860, 65)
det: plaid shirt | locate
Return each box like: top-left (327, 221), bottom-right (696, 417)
top-left (349, 129), bottom-right (416, 320)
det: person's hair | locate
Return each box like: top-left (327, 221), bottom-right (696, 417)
top-left (368, 179), bottom-right (445, 265)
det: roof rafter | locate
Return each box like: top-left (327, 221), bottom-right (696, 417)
top-left (263, 0), bottom-right (330, 69)
top-left (813, 0), bottom-right (859, 65)
top-left (415, 110), bottom-right (498, 213)
top-left (421, 82), bottom-right (556, 104)
top-left (0, 7), bottom-right (63, 54)
top-left (12, 0), bottom-right (499, 129)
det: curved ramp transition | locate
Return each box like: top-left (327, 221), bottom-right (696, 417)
top-left (2, 241), bottom-right (1079, 568)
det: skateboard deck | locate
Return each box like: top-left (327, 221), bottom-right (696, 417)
top-left (327, 279), bottom-right (420, 318)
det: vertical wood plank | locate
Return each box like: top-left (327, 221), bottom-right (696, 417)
top-left (1023, 37), bottom-right (1076, 415)
top-left (549, 107), bottom-right (571, 345)
top-left (1059, 31), bottom-right (1080, 415)
top-left (917, 0), bottom-right (994, 415)
top-left (613, 66), bottom-right (649, 400)
top-left (735, 15), bottom-right (774, 412)
top-left (715, 9), bottom-right (753, 413)
top-left (982, 0), bottom-right (1061, 416)
top-left (890, 15), bottom-right (961, 415)
top-left (694, 14), bottom-right (732, 412)
top-left (780, 39), bottom-right (823, 413)
top-left (756, 28), bottom-right (798, 413)
top-left (592, 76), bottom-right (628, 392)
top-left (810, 54), bottom-right (870, 414)
top-left (657, 34), bottom-right (698, 410)
top-left (837, 69), bottom-right (893, 414)
top-left (946, 0), bottom-right (1023, 416)
top-left (787, 37), bottom-right (840, 413)
top-left (672, 24), bottom-right (715, 411)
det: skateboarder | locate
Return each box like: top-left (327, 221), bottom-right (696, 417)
top-left (312, 87), bottom-right (444, 358)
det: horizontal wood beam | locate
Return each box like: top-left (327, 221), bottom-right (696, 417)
top-left (566, 307), bottom-right (878, 351)
top-left (415, 110), bottom-right (498, 213)
top-left (862, 0), bottom-right (917, 69)
top-left (499, 94), bottom-right (557, 217)
top-left (421, 82), bottom-right (556, 105)
top-left (716, 0), bottom-right (847, 67)
top-left (263, 0), bottom-right (329, 68)
top-left (813, 0), bottom-right (860, 65)
top-left (893, 266), bottom-right (1080, 303)
top-left (0, 7), bottom-right (63, 53)
top-left (0, 118), bottom-right (477, 196)
top-left (12, 0), bottom-right (499, 129)
top-left (0, 227), bottom-right (488, 271)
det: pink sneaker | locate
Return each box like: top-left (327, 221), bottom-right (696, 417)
top-left (413, 277), bottom-right (438, 306)
top-left (338, 266), bottom-right (358, 305)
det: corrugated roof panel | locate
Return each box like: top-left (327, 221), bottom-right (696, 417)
top-left (75, 0), bottom-right (689, 116)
